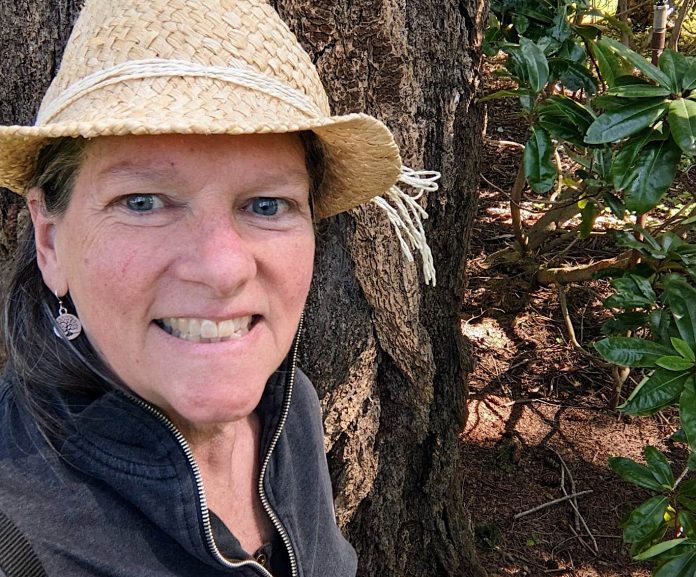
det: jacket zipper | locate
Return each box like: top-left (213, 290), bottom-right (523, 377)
top-left (121, 319), bottom-right (303, 577)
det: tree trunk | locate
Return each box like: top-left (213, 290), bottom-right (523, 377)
top-left (0, 1), bottom-right (487, 576)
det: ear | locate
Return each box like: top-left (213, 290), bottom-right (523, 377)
top-left (27, 188), bottom-right (68, 296)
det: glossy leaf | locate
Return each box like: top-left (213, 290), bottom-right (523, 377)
top-left (668, 98), bottom-right (696, 155)
top-left (653, 550), bottom-right (696, 577)
top-left (591, 39), bottom-right (633, 87)
top-left (688, 453), bottom-right (696, 471)
top-left (663, 279), bottom-right (696, 349)
top-left (634, 538), bottom-right (688, 560)
top-left (524, 127), bottom-right (556, 193)
top-left (594, 337), bottom-right (673, 367)
top-left (623, 496), bottom-right (669, 543)
top-left (680, 377), bottom-right (696, 452)
top-left (656, 356), bottom-right (695, 371)
top-left (672, 337), bottom-right (696, 362)
top-left (623, 139), bottom-right (681, 215)
top-left (606, 85), bottom-right (672, 98)
top-left (537, 95), bottom-right (594, 147)
top-left (603, 192), bottom-right (625, 219)
top-left (599, 37), bottom-right (673, 89)
top-left (609, 457), bottom-right (665, 491)
top-left (549, 59), bottom-right (597, 94)
top-left (678, 478), bottom-right (696, 510)
top-left (602, 311), bottom-right (648, 335)
top-left (612, 127), bottom-right (668, 194)
top-left (680, 511), bottom-right (696, 537)
top-left (644, 446), bottom-right (675, 488)
top-left (659, 49), bottom-right (690, 94)
top-left (520, 38), bottom-right (549, 93)
top-left (620, 369), bottom-right (689, 415)
top-left (585, 98), bottom-right (670, 145)
top-left (684, 59), bottom-right (696, 91)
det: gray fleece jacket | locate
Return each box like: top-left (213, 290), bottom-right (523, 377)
top-left (0, 355), bottom-right (357, 577)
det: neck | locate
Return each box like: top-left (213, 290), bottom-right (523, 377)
top-left (176, 413), bottom-right (274, 553)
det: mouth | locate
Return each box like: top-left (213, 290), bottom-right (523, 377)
top-left (154, 316), bottom-right (258, 343)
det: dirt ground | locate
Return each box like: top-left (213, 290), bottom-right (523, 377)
top-left (460, 59), bottom-right (693, 577)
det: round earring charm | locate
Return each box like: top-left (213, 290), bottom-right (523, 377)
top-left (54, 296), bottom-right (82, 340)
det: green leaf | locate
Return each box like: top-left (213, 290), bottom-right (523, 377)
top-left (512, 14), bottom-right (530, 35)
top-left (688, 453), bottom-right (696, 471)
top-left (594, 337), bottom-right (674, 367)
top-left (623, 139), bottom-right (681, 215)
top-left (603, 192), bottom-right (625, 219)
top-left (606, 85), bottom-right (672, 98)
top-left (644, 446), bottom-right (675, 488)
top-left (537, 95), bottom-right (595, 147)
top-left (591, 39), bottom-right (633, 87)
top-left (678, 478), bottom-right (696, 510)
top-left (549, 59), bottom-right (597, 94)
top-left (523, 127), bottom-right (556, 193)
top-left (684, 59), bottom-right (696, 91)
top-left (664, 279), bottom-right (696, 349)
top-left (611, 127), bottom-right (666, 191)
top-left (598, 37), bottom-right (673, 89)
top-left (623, 495), bottom-right (669, 543)
top-left (656, 356), bottom-right (695, 371)
top-left (609, 457), bottom-right (665, 491)
top-left (520, 38), bottom-right (549, 93)
top-left (669, 99), bottom-right (696, 155)
top-left (602, 312), bottom-right (648, 335)
top-left (621, 369), bottom-right (690, 415)
top-left (585, 98), bottom-right (670, 145)
top-left (660, 49), bottom-right (690, 94)
top-left (579, 200), bottom-right (596, 239)
top-left (680, 511), bottom-right (696, 537)
top-left (672, 337), bottom-right (696, 363)
top-left (478, 89), bottom-right (531, 103)
top-left (634, 538), bottom-right (689, 560)
top-left (680, 377), bottom-right (696, 452)
top-left (574, 24), bottom-right (600, 42)
top-left (653, 550), bottom-right (696, 577)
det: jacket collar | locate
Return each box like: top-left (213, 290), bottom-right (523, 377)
top-left (57, 356), bottom-right (291, 568)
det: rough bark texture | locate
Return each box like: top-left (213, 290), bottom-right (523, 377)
top-left (274, 1), bottom-right (487, 575)
top-left (0, 1), bottom-right (487, 576)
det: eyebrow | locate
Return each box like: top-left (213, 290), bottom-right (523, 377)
top-left (97, 161), bottom-right (309, 189)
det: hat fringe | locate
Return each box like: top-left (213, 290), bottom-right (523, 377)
top-left (371, 166), bottom-right (440, 286)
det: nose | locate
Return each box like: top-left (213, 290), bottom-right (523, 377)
top-left (175, 212), bottom-right (257, 297)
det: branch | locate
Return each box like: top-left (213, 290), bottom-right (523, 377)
top-left (514, 490), bottom-right (593, 519)
top-left (668, 0), bottom-right (696, 51)
top-left (510, 160), bottom-right (529, 254)
top-left (536, 250), bottom-right (633, 286)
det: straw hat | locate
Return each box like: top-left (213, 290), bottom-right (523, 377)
top-left (0, 0), bottom-right (439, 283)
top-left (0, 0), bottom-right (406, 220)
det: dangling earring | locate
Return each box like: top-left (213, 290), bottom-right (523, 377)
top-left (53, 291), bottom-right (82, 341)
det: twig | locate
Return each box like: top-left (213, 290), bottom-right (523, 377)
top-left (552, 448), bottom-right (600, 554)
top-left (479, 173), bottom-right (507, 195)
top-left (514, 490), bottom-right (593, 519)
top-left (486, 139), bottom-right (525, 149)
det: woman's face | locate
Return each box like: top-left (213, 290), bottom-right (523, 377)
top-left (30, 133), bottom-right (315, 429)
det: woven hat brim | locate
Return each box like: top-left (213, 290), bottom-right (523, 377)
top-left (0, 112), bottom-right (400, 220)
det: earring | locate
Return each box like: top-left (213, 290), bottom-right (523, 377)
top-left (53, 291), bottom-right (82, 341)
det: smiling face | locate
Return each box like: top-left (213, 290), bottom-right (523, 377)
top-left (29, 133), bottom-right (315, 429)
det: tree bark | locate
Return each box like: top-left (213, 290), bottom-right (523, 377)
top-left (0, 1), bottom-right (487, 576)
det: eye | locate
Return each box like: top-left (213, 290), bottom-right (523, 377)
top-left (123, 194), bottom-right (165, 212)
top-left (247, 197), bottom-right (285, 217)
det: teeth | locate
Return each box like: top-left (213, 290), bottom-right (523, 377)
top-left (159, 316), bottom-right (252, 343)
top-left (200, 320), bottom-right (218, 339)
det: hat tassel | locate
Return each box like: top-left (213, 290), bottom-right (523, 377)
top-left (370, 166), bottom-right (441, 286)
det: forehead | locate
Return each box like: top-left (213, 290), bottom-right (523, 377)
top-left (78, 132), bottom-right (308, 186)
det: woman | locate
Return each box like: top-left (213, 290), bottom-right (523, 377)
top-left (0, 1), bottom-right (435, 576)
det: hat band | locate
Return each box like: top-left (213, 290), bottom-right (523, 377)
top-left (36, 58), bottom-right (324, 125)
